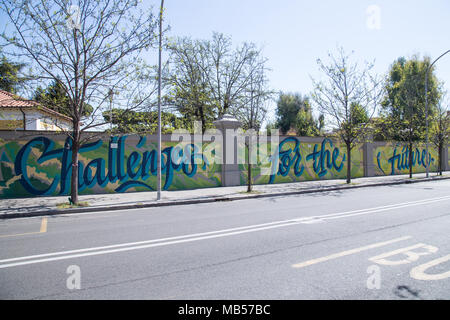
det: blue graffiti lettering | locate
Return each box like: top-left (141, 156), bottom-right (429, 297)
top-left (14, 136), bottom-right (209, 195)
top-left (383, 146), bottom-right (435, 175)
top-left (269, 137), bottom-right (304, 184)
top-left (269, 137), bottom-right (344, 183)
top-left (306, 138), bottom-right (345, 177)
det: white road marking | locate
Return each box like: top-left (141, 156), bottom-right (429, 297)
top-left (292, 236), bottom-right (412, 268)
top-left (0, 220), bottom-right (302, 269)
top-left (1, 195), bottom-right (450, 269)
top-left (368, 243), bottom-right (438, 266)
top-left (292, 195), bottom-right (450, 223)
top-left (410, 254), bottom-right (450, 281)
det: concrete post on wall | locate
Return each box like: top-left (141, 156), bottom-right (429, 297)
top-left (213, 114), bottom-right (242, 187)
top-left (443, 145), bottom-right (449, 171)
top-left (363, 140), bottom-right (375, 177)
top-left (361, 132), bottom-right (375, 177)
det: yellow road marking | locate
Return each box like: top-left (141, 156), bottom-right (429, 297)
top-left (0, 231), bottom-right (40, 238)
top-left (40, 217), bottom-right (48, 233)
top-left (292, 236), bottom-right (412, 269)
top-left (0, 217), bottom-right (48, 238)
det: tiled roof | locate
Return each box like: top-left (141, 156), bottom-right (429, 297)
top-left (0, 90), bottom-right (72, 122)
top-left (0, 89), bottom-right (40, 107)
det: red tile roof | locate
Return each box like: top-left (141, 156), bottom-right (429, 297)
top-left (0, 90), bottom-right (72, 122)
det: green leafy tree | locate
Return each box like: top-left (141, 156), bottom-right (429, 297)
top-left (102, 109), bottom-right (184, 134)
top-left (275, 93), bottom-right (304, 134)
top-left (264, 121), bottom-right (277, 136)
top-left (276, 93), bottom-right (323, 136)
top-left (380, 56), bottom-right (442, 177)
top-left (294, 104), bottom-right (325, 137)
top-left (34, 80), bottom-right (93, 117)
top-left (0, 56), bottom-right (26, 93)
top-left (430, 97), bottom-right (449, 175)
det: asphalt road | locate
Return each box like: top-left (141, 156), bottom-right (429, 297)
top-left (1, 179), bottom-right (450, 300)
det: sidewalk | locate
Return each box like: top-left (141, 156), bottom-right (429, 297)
top-left (1, 172), bottom-right (450, 219)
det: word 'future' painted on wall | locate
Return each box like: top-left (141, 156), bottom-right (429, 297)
top-left (376, 145), bottom-right (434, 175)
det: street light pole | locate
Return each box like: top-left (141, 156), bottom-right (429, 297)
top-left (108, 88), bottom-right (113, 133)
top-left (425, 49), bottom-right (450, 178)
top-left (157, 0), bottom-right (164, 201)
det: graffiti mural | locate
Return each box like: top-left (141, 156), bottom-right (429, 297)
top-left (0, 135), bottom-right (221, 198)
top-left (239, 137), bottom-right (364, 185)
top-left (374, 143), bottom-right (438, 176)
top-left (0, 133), bottom-right (447, 198)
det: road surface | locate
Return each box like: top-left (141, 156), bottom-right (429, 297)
top-left (1, 179), bottom-right (449, 299)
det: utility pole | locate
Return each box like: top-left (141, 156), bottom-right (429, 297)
top-left (425, 49), bottom-right (450, 178)
top-left (157, 0), bottom-right (164, 200)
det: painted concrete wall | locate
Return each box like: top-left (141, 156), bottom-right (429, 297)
top-left (0, 132), bottom-right (221, 198)
top-left (0, 131), bottom-right (447, 198)
top-left (373, 142), bottom-right (439, 176)
top-left (238, 136), bottom-right (364, 186)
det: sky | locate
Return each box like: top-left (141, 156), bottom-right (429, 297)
top-left (156, 0), bottom-right (450, 122)
top-left (1, 0), bottom-right (449, 124)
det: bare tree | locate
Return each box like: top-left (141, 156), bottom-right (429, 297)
top-left (201, 33), bottom-right (264, 118)
top-left (0, 0), bottom-right (159, 204)
top-left (233, 59), bottom-right (272, 132)
top-left (311, 47), bottom-right (385, 183)
top-left (166, 37), bottom-right (215, 133)
top-left (166, 33), bottom-right (268, 133)
top-left (232, 54), bottom-right (273, 192)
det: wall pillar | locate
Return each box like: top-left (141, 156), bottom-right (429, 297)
top-left (213, 114), bottom-right (242, 187)
top-left (363, 139), bottom-right (375, 177)
top-left (443, 145), bottom-right (449, 171)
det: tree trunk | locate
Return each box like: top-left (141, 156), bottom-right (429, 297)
top-left (346, 142), bottom-right (351, 184)
top-left (409, 141), bottom-right (413, 179)
top-left (70, 121), bottom-right (80, 205)
top-left (439, 142), bottom-right (443, 176)
top-left (247, 142), bottom-right (252, 192)
top-left (198, 105), bottom-right (206, 134)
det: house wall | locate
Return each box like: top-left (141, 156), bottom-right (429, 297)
top-left (0, 109), bottom-right (72, 131)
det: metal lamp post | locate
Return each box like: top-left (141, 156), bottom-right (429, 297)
top-left (157, 0), bottom-right (164, 200)
top-left (425, 49), bottom-right (450, 178)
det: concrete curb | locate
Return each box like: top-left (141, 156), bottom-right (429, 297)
top-left (2, 175), bottom-right (450, 220)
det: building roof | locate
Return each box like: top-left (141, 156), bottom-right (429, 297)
top-left (0, 89), bottom-right (72, 122)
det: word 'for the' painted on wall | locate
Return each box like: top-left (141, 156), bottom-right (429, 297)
top-left (269, 137), bottom-right (345, 183)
